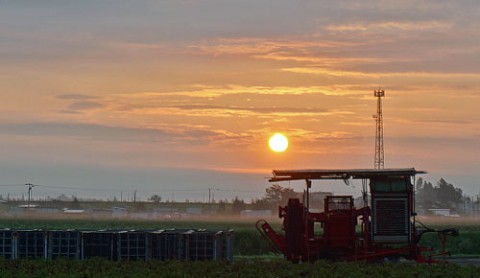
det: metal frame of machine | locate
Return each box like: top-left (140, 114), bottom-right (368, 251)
top-left (257, 168), bottom-right (458, 263)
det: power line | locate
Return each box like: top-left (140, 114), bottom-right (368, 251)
top-left (27, 183), bottom-right (124, 192)
top-left (0, 182), bottom-right (265, 202)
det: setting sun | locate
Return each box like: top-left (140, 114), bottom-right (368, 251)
top-left (269, 133), bottom-right (289, 153)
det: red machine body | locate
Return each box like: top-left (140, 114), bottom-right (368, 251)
top-left (257, 168), bottom-right (458, 263)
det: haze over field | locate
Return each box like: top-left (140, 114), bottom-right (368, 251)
top-left (0, 1), bottom-right (479, 201)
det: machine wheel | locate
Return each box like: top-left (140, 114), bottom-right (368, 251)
top-left (317, 248), bottom-right (335, 261)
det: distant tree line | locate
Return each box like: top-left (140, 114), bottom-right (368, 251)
top-left (415, 177), bottom-right (478, 214)
top-left (250, 178), bottom-right (478, 216)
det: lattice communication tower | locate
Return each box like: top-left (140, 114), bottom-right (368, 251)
top-left (373, 90), bottom-right (385, 169)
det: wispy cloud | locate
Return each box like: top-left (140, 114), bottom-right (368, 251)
top-left (406, 119), bottom-right (473, 125)
top-left (66, 101), bottom-right (104, 111)
top-left (281, 67), bottom-right (480, 79)
top-left (325, 21), bottom-right (453, 33)
top-left (56, 94), bottom-right (99, 100)
top-left (56, 94), bottom-right (105, 114)
top-left (0, 122), bottom-right (217, 143)
top-left (191, 37), bottom-right (377, 70)
top-left (110, 85), bottom-right (366, 100)
top-left (192, 37), bottom-right (357, 56)
top-left (131, 104), bottom-right (341, 119)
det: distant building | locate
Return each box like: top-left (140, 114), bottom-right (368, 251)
top-left (17, 204), bottom-right (38, 208)
top-left (112, 206), bottom-right (128, 218)
top-left (62, 209), bottom-right (85, 214)
top-left (37, 207), bottom-right (61, 214)
top-left (10, 205), bottom-right (60, 214)
top-left (428, 208), bottom-right (460, 217)
top-left (186, 207), bottom-right (202, 215)
top-left (240, 210), bottom-right (272, 218)
top-left (306, 192), bottom-right (333, 212)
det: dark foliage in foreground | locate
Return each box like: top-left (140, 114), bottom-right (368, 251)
top-left (0, 258), bottom-right (479, 278)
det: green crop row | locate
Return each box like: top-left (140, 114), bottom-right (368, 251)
top-left (0, 217), bottom-right (260, 231)
top-left (419, 232), bottom-right (480, 256)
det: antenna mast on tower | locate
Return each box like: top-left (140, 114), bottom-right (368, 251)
top-left (373, 90), bottom-right (385, 169)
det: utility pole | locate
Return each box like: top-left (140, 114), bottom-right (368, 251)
top-left (208, 188), bottom-right (211, 208)
top-left (26, 183), bottom-right (35, 208)
top-left (373, 90), bottom-right (385, 169)
top-left (208, 188), bottom-right (218, 212)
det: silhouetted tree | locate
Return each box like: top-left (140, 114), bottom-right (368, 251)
top-left (417, 180), bottom-right (435, 209)
top-left (437, 178), bottom-right (462, 205)
top-left (416, 178), bottom-right (463, 211)
top-left (218, 199), bottom-right (226, 212)
top-left (149, 194), bottom-right (162, 203)
top-left (251, 197), bottom-right (271, 210)
top-left (70, 197), bottom-right (81, 209)
top-left (251, 184), bottom-right (298, 210)
top-left (231, 197), bottom-right (246, 214)
top-left (265, 184), bottom-right (297, 206)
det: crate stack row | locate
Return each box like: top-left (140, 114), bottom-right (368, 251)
top-left (0, 229), bottom-right (234, 261)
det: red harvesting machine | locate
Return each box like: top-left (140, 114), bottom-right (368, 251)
top-left (257, 168), bottom-right (458, 263)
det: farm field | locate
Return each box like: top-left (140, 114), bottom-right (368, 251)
top-left (0, 216), bottom-right (479, 277)
top-left (0, 215), bottom-right (278, 256)
top-left (1, 216), bottom-right (479, 256)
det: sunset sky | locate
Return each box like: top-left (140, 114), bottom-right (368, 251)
top-left (1, 1), bottom-right (479, 201)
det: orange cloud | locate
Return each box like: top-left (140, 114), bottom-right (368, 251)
top-left (325, 21), bottom-right (453, 32)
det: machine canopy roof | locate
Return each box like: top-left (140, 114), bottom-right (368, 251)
top-left (269, 168), bottom-right (426, 182)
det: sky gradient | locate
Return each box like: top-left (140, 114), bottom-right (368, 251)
top-left (1, 1), bottom-right (479, 201)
